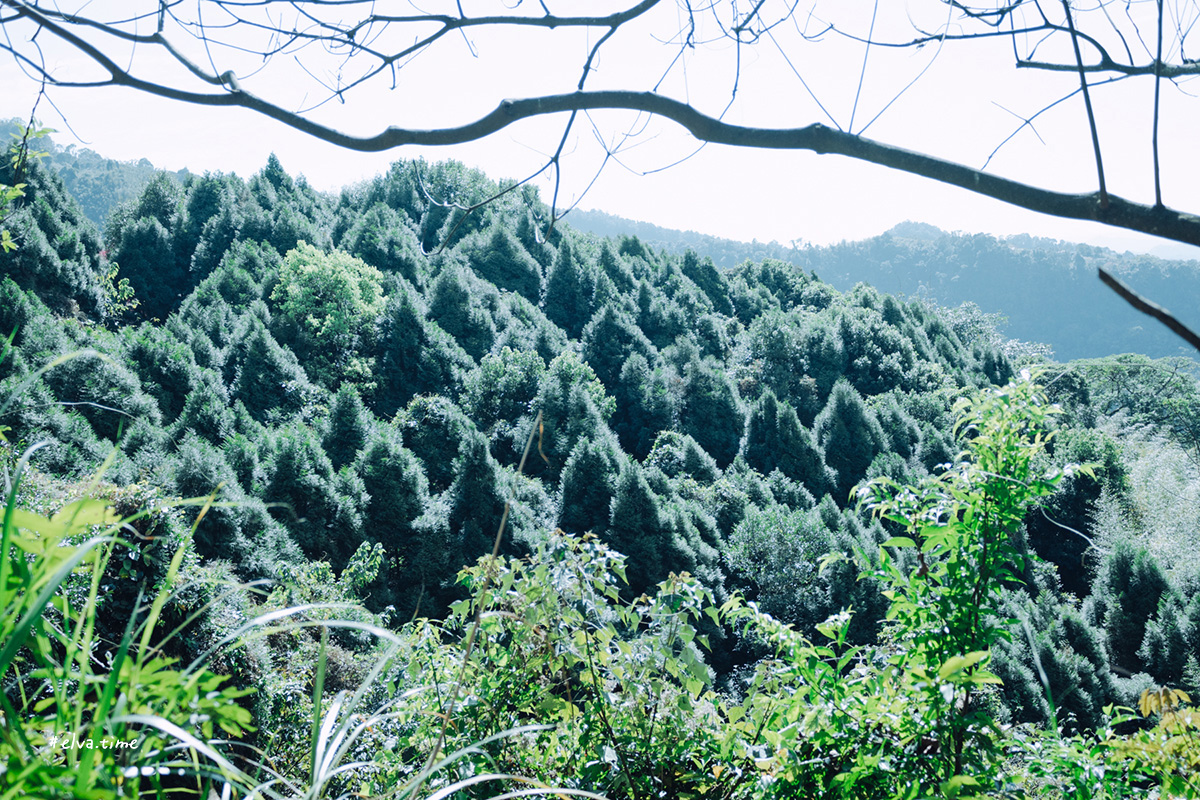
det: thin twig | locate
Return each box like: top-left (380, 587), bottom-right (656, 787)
top-left (425, 409), bottom-right (545, 772)
top-left (1153, 0), bottom-right (1164, 208)
top-left (1062, 0), bottom-right (1108, 208)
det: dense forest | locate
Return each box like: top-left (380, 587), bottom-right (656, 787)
top-left (571, 211), bottom-right (1200, 362)
top-left (3, 132), bottom-right (1200, 798)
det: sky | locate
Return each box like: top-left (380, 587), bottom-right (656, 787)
top-left (4, 0), bottom-right (1200, 258)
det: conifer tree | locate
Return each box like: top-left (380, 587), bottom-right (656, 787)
top-left (612, 352), bottom-right (677, 459)
top-left (542, 239), bottom-right (593, 339)
top-left (742, 389), bottom-right (836, 498)
top-left (580, 305), bottom-right (657, 389)
top-left (357, 426), bottom-right (433, 607)
top-left (324, 384), bottom-right (372, 470)
top-left (607, 458), bottom-right (668, 595)
top-left (873, 391), bottom-right (923, 462)
top-left (814, 379), bottom-right (888, 501)
top-left (597, 239), bottom-right (636, 295)
top-left (266, 426), bottom-right (364, 568)
top-left (173, 376), bottom-right (235, 444)
top-left (427, 265), bottom-right (496, 360)
top-left (339, 201), bottom-right (422, 286)
top-left (231, 319), bottom-right (313, 423)
top-left (447, 428), bottom-right (509, 565)
top-left (1086, 541), bottom-right (1171, 674)
top-left (111, 216), bottom-right (183, 320)
top-left (178, 173), bottom-right (239, 273)
top-left (644, 430), bottom-right (720, 484)
top-left (679, 357), bottom-right (744, 468)
top-left (469, 226), bottom-right (543, 303)
top-left (680, 250), bottom-right (733, 316)
top-left (558, 433), bottom-right (623, 536)
top-left (375, 280), bottom-right (474, 416)
top-left (396, 395), bottom-right (476, 493)
top-left (533, 352), bottom-right (614, 478)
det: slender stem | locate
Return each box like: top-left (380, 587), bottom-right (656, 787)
top-left (849, 0), bottom-right (881, 134)
top-left (1153, 0), bottom-right (1164, 208)
top-left (425, 410), bottom-right (544, 772)
top-left (1061, 0), bottom-right (1108, 208)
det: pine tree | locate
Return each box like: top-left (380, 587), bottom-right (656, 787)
top-left (612, 352), bottom-right (677, 459)
top-left (447, 429), bottom-right (509, 566)
top-left (265, 426), bottom-right (364, 568)
top-left (644, 430), bottom-right (720, 483)
top-left (396, 395), bottom-right (476, 494)
top-left (231, 320), bottom-right (312, 422)
top-left (1086, 541), bottom-right (1171, 674)
top-left (375, 281), bottom-right (474, 416)
top-left (680, 250), bottom-right (733, 315)
top-left (679, 357), bottom-right (744, 468)
top-left (427, 264), bottom-right (496, 360)
top-left (112, 216), bottom-right (184, 321)
top-left (581, 305), bottom-right (657, 390)
top-left (533, 352), bottom-right (614, 479)
top-left (357, 426), bottom-right (432, 608)
top-left (470, 226), bottom-right (543, 302)
top-left (339, 201), bottom-right (422, 286)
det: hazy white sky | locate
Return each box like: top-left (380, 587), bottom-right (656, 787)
top-left (4, 0), bottom-right (1200, 257)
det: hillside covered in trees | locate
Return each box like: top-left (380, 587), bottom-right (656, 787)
top-left (571, 210), bottom-right (1200, 362)
top-left (4, 142), bottom-right (1200, 798)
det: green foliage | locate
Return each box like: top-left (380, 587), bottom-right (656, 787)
top-left (543, 238), bottom-right (595, 339)
top-left (324, 384), bottom-right (371, 470)
top-left (858, 375), bottom-right (1079, 791)
top-left (266, 425), bottom-right (363, 569)
top-left (815, 379), bottom-right (888, 501)
top-left (558, 433), bottom-right (623, 536)
top-left (0, 119), bottom-right (53, 253)
top-left (428, 532), bottom-right (753, 800)
top-left (1085, 540), bottom-right (1171, 675)
top-left (463, 225), bottom-right (543, 302)
top-left (427, 261), bottom-right (496, 359)
top-left (271, 242), bottom-right (386, 390)
top-left (375, 278), bottom-right (474, 416)
top-left (991, 590), bottom-right (1115, 732)
top-left (2, 157), bottom-right (107, 316)
top-left (231, 318), bottom-right (316, 423)
top-left (727, 505), bottom-right (879, 641)
top-left (581, 304), bottom-right (657, 389)
top-left (13, 147), bottom-right (1200, 800)
top-left (0, 454), bottom-right (256, 798)
top-left (742, 389), bottom-right (835, 498)
top-left (338, 200), bottom-right (423, 286)
top-left (679, 356), bottom-right (744, 468)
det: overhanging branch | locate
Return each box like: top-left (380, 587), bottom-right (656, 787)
top-left (1098, 268), bottom-right (1200, 352)
top-left (7, 0), bottom-right (1200, 251)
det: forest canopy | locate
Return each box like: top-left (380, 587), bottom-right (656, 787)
top-left (3, 143), bottom-right (1200, 798)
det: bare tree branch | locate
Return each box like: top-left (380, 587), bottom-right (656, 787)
top-left (1098, 267), bottom-right (1200, 352)
top-left (5, 0), bottom-right (1200, 253)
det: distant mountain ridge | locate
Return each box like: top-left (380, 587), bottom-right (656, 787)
top-left (572, 208), bottom-right (1200, 361)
